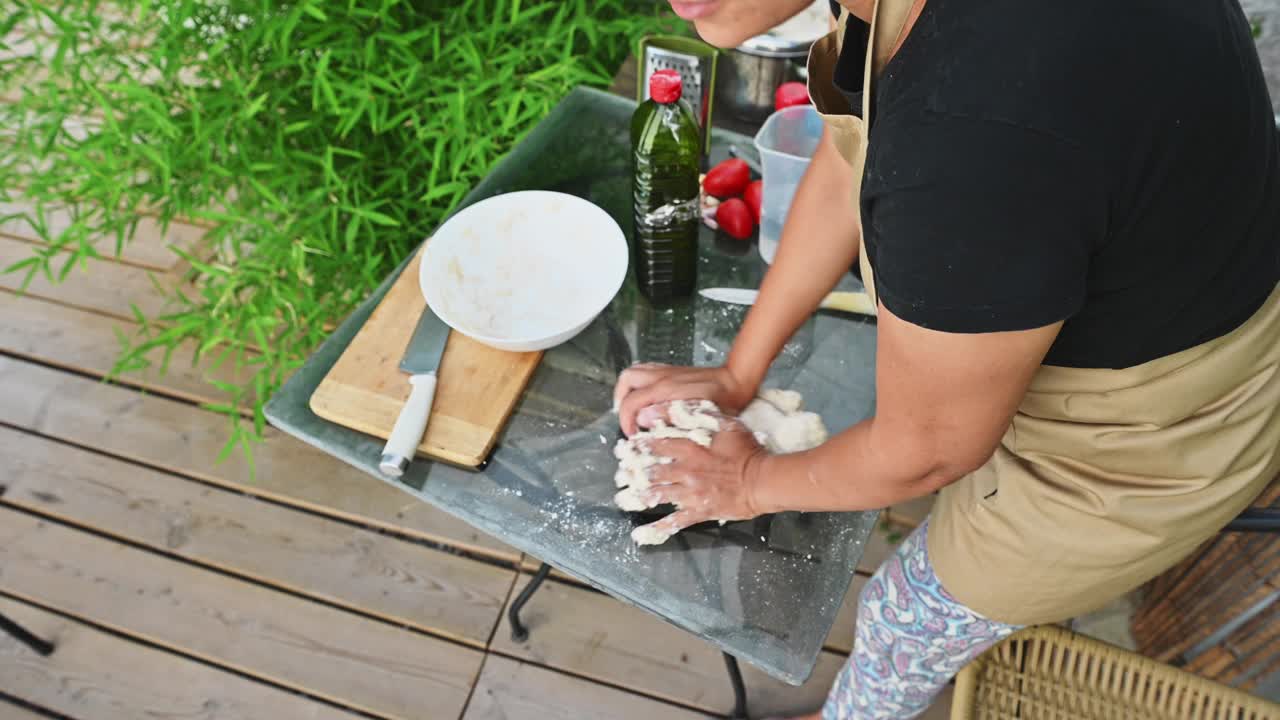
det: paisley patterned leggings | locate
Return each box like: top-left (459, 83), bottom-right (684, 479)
top-left (822, 519), bottom-right (1022, 720)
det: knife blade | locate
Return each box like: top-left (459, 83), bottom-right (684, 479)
top-left (699, 287), bottom-right (876, 317)
top-left (378, 303), bottom-right (451, 477)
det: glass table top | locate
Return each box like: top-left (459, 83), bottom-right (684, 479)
top-left (265, 86), bottom-right (880, 685)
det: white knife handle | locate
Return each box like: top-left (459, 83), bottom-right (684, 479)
top-left (379, 374), bottom-right (437, 477)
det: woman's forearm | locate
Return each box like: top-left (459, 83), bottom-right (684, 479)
top-left (727, 125), bottom-right (862, 389)
top-left (746, 417), bottom-right (978, 514)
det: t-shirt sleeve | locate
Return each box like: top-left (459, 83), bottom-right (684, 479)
top-left (863, 113), bottom-right (1106, 333)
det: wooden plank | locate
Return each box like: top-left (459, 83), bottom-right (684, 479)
top-left (311, 247), bottom-right (541, 469)
top-left (919, 687), bottom-right (955, 720)
top-left (0, 595), bottom-right (358, 720)
top-left (1245, 657), bottom-right (1280, 694)
top-left (0, 291), bottom-right (256, 410)
top-left (0, 355), bottom-right (519, 560)
top-left (1229, 607), bottom-right (1280, 684)
top-left (0, 508), bottom-right (484, 720)
top-left (519, 557), bottom-right (866, 656)
top-left (0, 199), bottom-right (205, 272)
top-left (891, 493), bottom-right (936, 528)
top-left (515, 557), bottom-right (867, 654)
top-left (1134, 535), bottom-right (1238, 643)
top-left (0, 31), bottom-right (159, 95)
top-left (0, 425), bottom-right (514, 645)
top-left (9, 6), bottom-right (150, 50)
top-left (463, 655), bottom-right (714, 720)
top-left (826, 573), bottom-right (868, 655)
top-left (491, 575), bottom-right (845, 717)
top-left (859, 518), bottom-right (911, 575)
top-left (0, 235), bottom-right (176, 320)
top-left (1140, 535), bottom-right (1278, 662)
top-left (1134, 481), bottom-right (1279, 647)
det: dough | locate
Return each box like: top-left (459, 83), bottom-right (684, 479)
top-left (613, 486), bottom-right (650, 512)
top-left (759, 388), bottom-right (803, 414)
top-left (739, 391), bottom-right (828, 455)
top-left (630, 524), bottom-right (675, 546)
top-left (614, 392), bottom-right (828, 545)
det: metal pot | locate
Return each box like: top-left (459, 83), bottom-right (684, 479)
top-left (718, 49), bottom-right (803, 123)
top-left (716, 0), bottom-right (829, 123)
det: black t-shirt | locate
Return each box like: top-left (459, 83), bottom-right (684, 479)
top-left (827, 0), bottom-right (1280, 368)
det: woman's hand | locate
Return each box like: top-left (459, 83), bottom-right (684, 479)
top-left (614, 364), bottom-right (756, 436)
top-left (631, 415), bottom-right (769, 538)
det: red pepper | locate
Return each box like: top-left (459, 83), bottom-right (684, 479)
top-left (774, 81), bottom-right (810, 110)
top-left (743, 180), bottom-right (763, 224)
top-left (702, 158), bottom-right (751, 199)
top-left (716, 198), bottom-right (755, 240)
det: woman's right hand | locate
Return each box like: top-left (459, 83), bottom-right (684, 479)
top-left (613, 364), bottom-right (757, 436)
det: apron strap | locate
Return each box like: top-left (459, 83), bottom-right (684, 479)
top-left (872, 0), bottom-right (918, 75)
top-left (824, 0), bottom-right (918, 307)
top-left (835, 6), bottom-right (850, 54)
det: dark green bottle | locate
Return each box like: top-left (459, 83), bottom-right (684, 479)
top-left (632, 69), bottom-right (701, 301)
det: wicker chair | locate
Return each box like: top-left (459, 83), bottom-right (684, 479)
top-left (952, 625), bottom-right (1280, 719)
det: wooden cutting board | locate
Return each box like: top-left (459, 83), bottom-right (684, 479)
top-left (310, 245), bottom-right (542, 469)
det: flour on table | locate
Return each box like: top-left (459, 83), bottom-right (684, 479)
top-left (614, 392), bottom-right (828, 545)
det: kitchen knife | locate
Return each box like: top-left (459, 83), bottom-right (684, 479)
top-left (699, 287), bottom-right (877, 317)
top-left (378, 303), bottom-right (451, 477)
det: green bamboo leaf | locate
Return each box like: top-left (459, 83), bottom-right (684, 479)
top-left (302, 3), bottom-right (328, 21)
top-left (422, 180), bottom-right (466, 203)
top-left (348, 206), bottom-right (399, 227)
top-left (344, 214), bottom-right (360, 250)
top-left (315, 73), bottom-right (340, 114)
top-left (214, 421), bottom-right (240, 462)
top-left (279, 6), bottom-right (304, 55)
top-left (242, 92), bottom-right (269, 120)
top-left (2, 254), bottom-right (41, 277)
top-left (501, 89), bottom-right (525, 132)
top-left (208, 378), bottom-right (244, 396)
top-left (516, 3), bottom-right (554, 24)
top-left (0, 9), bottom-right (29, 40)
top-left (247, 176), bottom-right (286, 213)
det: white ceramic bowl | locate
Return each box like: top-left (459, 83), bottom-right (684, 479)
top-left (420, 190), bottom-right (628, 352)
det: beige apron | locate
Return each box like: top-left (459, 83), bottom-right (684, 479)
top-left (808, 1), bottom-right (1280, 625)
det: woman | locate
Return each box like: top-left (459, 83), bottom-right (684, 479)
top-left (613, 0), bottom-right (1280, 717)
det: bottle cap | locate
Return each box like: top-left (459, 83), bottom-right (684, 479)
top-left (649, 70), bottom-right (683, 104)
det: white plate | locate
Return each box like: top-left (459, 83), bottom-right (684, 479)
top-left (420, 190), bottom-right (628, 352)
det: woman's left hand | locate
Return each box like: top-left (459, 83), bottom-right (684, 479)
top-left (632, 415), bottom-right (770, 538)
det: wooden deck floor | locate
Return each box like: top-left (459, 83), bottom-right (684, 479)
top-left (0, 192), bottom-right (957, 719)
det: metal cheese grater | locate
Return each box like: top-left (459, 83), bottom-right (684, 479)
top-left (638, 36), bottom-right (718, 156)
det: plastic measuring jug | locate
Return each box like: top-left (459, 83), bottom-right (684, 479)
top-left (752, 105), bottom-right (824, 264)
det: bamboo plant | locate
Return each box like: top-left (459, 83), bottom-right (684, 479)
top-left (0, 0), bottom-right (678, 461)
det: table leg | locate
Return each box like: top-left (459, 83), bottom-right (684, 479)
top-left (0, 612), bottom-right (55, 656)
top-left (509, 562), bottom-right (553, 643)
top-left (724, 651), bottom-right (750, 719)
top-left (507, 565), bottom-right (751, 720)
